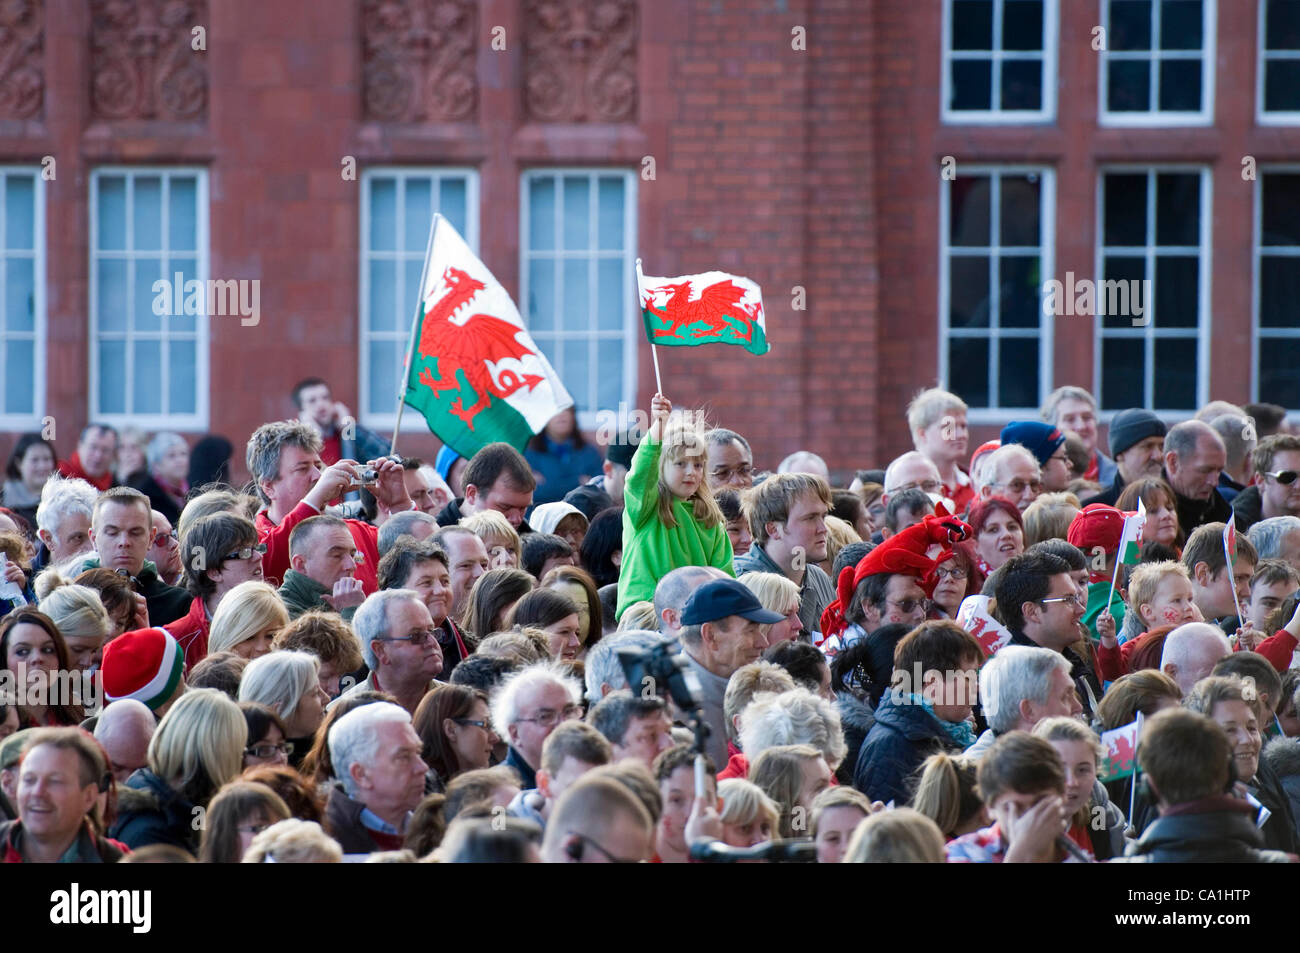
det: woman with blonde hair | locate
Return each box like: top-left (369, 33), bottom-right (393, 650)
top-left (820, 516), bottom-right (862, 580)
top-left (749, 743), bottom-right (832, 839)
top-left (241, 818), bottom-right (342, 863)
top-left (910, 751), bottom-right (987, 839)
top-left (207, 580), bottom-right (288, 659)
top-left (198, 780), bottom-right (291, 863)
top-left (109, 687), bottom-right (248, 854)
top-left (237, 650), bottom-right (330, 765)
top-left (737, 571), bottom-right (802, 646)
top-left (1033, 716), bottom-right (1127, 860)
top-left (459, 510), bottom-right (522, 570)
top-left (843, 808), bottom-right (946, 863)
top-left (33, 577), bottom-right (112, 672)
top-left (616, 601), bottom-right (659, 632)
top-left (717, 777), bottom-right (779, 851)
top-left (810, 786), bottom-right (874, 863)
top-left (1021, 492), bottom-right (1082, 547)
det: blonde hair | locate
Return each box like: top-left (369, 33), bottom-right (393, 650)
top-left (1126, 560), bottom-right (1191, 622)
top-left (208, 581), bottom-right (289, 655)
top-left (656, 416), bottom-right (723, 530)
top-left (459, 510), bottom-right (521, 565)
top-left (737, 571), bottom-right (801, 643)
top-left (907, 387), bottom-right (967, 435)
top-left (823, 516), bottom-right (861, 572)
top-left (241, 819), bottom-right (343, 863)
top-left (843, 807), bottom-right (946, 863)
top-left (911, 752), bottom-right (982, 838)
top-left (238, 650), bottom-right (320, 723)
top-left (148, 687), bottom-right (247, 802)
top-left (750, 743), bottom-right (824, 837)
top-left (475, 627), bottom-right (550, 664)
top-left (616, 600), bottom-right (659, 632)
top-left (1032, 716), bottom-right (1103, 829)
top-left (723, 660), bottom-right (797, 745)
top-left (718, 777), bottom-right (779, 830)
top-left (810, 785), bottom-right (872, 838)
top-left (33, 580), bottom-right (112, 643)
top-left (1021, 492), bottom-right (1082, 547)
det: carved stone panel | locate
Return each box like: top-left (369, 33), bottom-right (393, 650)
top-left (90, 0), bottom-right (208, 121)
top-left (523, 0), bottom-right (637, 122)
top-left (0, 0), bottom-right (43, 120)
top-left (362, 0), bottom-right (477, 122)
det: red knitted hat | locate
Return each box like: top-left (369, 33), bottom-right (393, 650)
top-left (102, 627), bottom-right (184, 712)
top-left (1067, 503), bottom-right (1126, 554)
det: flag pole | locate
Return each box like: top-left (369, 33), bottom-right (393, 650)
top-left (392, 213), bottom-right (442, 459)
top-left (1104, 548), bottom-right (1123, 616)
top-left (636, 258), bottom-right (663, 394)
top-left (1224, 526), bottom-right (1245, 625)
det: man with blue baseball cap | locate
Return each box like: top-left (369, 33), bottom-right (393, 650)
top-left (676, 578), bottom-right (784, 768)
top-left (1000, 421), bottom-right (1072, 492)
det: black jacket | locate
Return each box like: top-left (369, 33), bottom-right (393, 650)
top-left (107, 769), bottom-right (201, 855)
top-left (1007, 627), bottom-right (1102, 720)
top-left (138, 563), bottom-right (192, 628)
top-left (130, 472), bottom-right (183, 525)
top-left (1232, 484), bottom-right (1264, 534)
top-left (834, 690), bottom-right (876, 787)
top-left (1082, 471), bottom-right (1125, 508)
top-left (1165, 469), bottom-right (1234, 536)
top-left (1116, 797), bottom-right (1294, 863)
top-left (853, 689), bottom-right (966, 805)
top-left (1262, 735), bottom-right (1300, 840)
top-left (435, 497), bottom-right (533, 535)
top-left (323, 783), bottom-right (389, 855)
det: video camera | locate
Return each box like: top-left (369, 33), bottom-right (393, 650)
top-left (616, 634), bottom-right (709, 754)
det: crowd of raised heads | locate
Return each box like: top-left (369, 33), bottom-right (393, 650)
top-left (4, 379), bottom-right (1300, 863)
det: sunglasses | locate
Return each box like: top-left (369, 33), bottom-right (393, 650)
top-left (1266, 470), bottom-right (1299, 486)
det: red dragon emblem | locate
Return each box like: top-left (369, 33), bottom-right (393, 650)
top-left (416, 266), bottom-right (545, 429)
top-left (643, 279), bottom-right (763, 342)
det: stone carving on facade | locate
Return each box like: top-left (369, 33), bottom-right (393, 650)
top-left (90, 0), bottom-right (208, 121)
top-left (0, 0), bottom-right (43, 120)
top-left (523, 0), bottom-right (637, 122)
top-left (362, 0), bottom-right (477, 122)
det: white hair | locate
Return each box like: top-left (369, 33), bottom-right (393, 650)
top-left (35, 476), bottom-right (98, 536)
top-left (976, 444), bottom-right (1040, 493)
top-left (327, 701), bottom-right (412, 799)
top-left (1160, 623), bottom-right (1232, 676)
top-left (1247, 516), bottom-right (1300, 562)
top-left (353, 588), bottom-right (424, 670)
top-left (238, 650), bottom-right (320, 723)
top-left (146, 432), bottom-right (187, 471)
top-left (489, 661), bottom-right (582, 738)
top-left (583, 629), bottom-right (664, 703)
top-left (883, 451), bottom-right (940, 494)
top-left (419, 465), bottom-right (452, 498)
top-left (737, 688), bottom-right (847, 769)
top-left (978, 645), bottom-right (1072, 733)
top-left (776, 451), bottom-right (829, 480)
top-left (377, 510), bottom-right (439, 555)
top-left (1040, 386), bottom-right (1097, 425)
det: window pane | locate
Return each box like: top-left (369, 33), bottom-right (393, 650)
top-left (370, 340), bottom-right (401, 414)
top-left (168, 177), bottom-right (197, 251)
top-left (97, 259), bottom-right (128, 333)
top-left (133, 176), bottom-right (162, 251)
top-left (597, 258), bottom-right (624, 331)
top-left (1264, 61), bottom-right (1300, 112)
top-left (999, 256), bottom-right (1041, 327)
top-left (99, 340), bottom-right (126, 414)
top-left (951, 60), bottom-right (993, 110)
top-left (404, 178), bottom-right (432, 252)
top-left (1101, 256), bottom-right (1147, 328)
top-left (1101, 337), bottom-right (1145, 409)
top-left (1001, 59), bottom-right (1043, 111)
top-left (529, 177), bottom-right (556, 251)
top-left (1107, 60), bottom-right (1151, 111)
top-left (950, 177), bottom-right (991, 246)
top-left (98, 176), bottom-right (127, 251)
top-left (527, 258), bottom-right (556, 332)
top-left (168, 340), bottom-right (196, 415)
top-left (169, 257), bottom-right (198, 334)
top-left (1153, 337), bottom-right (1197, 409)
top-left (1111, 0), bottom-right (1153, 50)
top-left (1002, 0), bottom-right (1043, 50)
top-left (1155, 173), bottom-right (1200, 246)
top-left (948, 337), bottom-right (989, 408)
top-left (1259, 338), bottom-right (1300, 407)
top-left (952, 0), bottom-right (993, 50)
top-left (132, 339), bottom-right (161, 414)
top-left (6, 339), bottom-right (32, 414)
top-left (440, 177), bottom-right (468, 236)
top-left (1260, 257), bottom-right (1300, 328)
top-left (369, 259), bottom-right (398, 333)
top-left (563, 258), bottom-right (589, 331)
top-left (1158, 60), bottom-right (1201, 111)
top-left (998, 338), bottom-right (1038, 407)
top-left (950, 256), bottom-right (991, 328)
top-left (4, 176), bottom-right (34, 250)
top-left (1154, 256), bottom-right (1198, 327)
top-left (1000, 176), bottom-right (1040, 245)
top-left (1266, 0), bottom-right (1300, 49)
top-left (562, 340), bottom-right (589, 413)
top-left (369, 178), bottom-right (397, 252)
top-left (5, 258), bottom-right (34, 332)
top-left (597, 178), bottom-right (624, 251)
top-left (1160, 0), bottom-right (1202, 49)
top-left (134, 257), bottom-right (164, 333)
top-left (403, 259), bottom-right (423, 332)
top-left (597, 338), bottom-right (624, 411)
top-left (562, 176), bottom-right (590, 251)
top-left (1104, 174), bottom-right (1148, 246)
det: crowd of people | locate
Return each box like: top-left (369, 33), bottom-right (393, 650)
top-left (1, 377), bottom-right (1299, 863)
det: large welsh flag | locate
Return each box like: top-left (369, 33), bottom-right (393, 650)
top-left (401, 215), bottom-right (573, 459)
top-left (637, 261), bottom-right (769, 355)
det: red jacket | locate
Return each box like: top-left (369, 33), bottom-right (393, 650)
top-left (163, 596), bottom-right (210, 674)
top-left (1098, 628), bottom-right (1299, 682)
top-left (256, 501), bottom-right (380, 594)
top-left (57, 453), bottom-right (113, 492)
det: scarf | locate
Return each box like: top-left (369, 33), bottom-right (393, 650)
top-left (906, 693), bottom-right (977, 749)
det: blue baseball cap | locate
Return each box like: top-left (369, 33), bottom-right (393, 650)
top-left (999, 421), bottom-right (1066, 467)
top-left (434, 445), bottom-right (462, 480)
top-left (681, 579), bottom-right (785, 626)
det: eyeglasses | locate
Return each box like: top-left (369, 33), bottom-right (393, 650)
top-left (379, 628), bottom-right (440, 647)
top-left (889, 479), bottom-right (940, 495)
top-left (245, 742), bottom-right (294, 759)
top-left (1040, 592), bottom-right (1085, 608)
top-left (452, 718), bottom-right (490, 730)
top-left (158, 531), bottom-right (179, 546)
top-left (933, 566), bottom-right (967, 580)
top-left (711, 465), bottom-right (754, 482)
top-left (994, 478), bottom-right (1043, 495)
top-left (885, 598), bottom-right (931, 615)
top-left (223, 542), bottom-right (268, 562)
top-left (518, 704), bottom-right (583, 728)
top-left (1265, 470), bottom-right (1299, 486)
top-left (565, 830), bottom-right (642, 864)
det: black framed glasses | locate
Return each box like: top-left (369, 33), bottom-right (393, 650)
top-left (452, 718), bottom-right (490, 730)
top-left (380, 628), bottom-right (439, 647)
top-left (566, 830), bottom-right (642, 863)
top-left (245, 742), bottom-right (294, 759)
top-left (1265, 470), bottom-right (1299, 486)
top-left (223, 542), bottom-right (268, 561)
top-left (933, 566), bottom-right (967, 580)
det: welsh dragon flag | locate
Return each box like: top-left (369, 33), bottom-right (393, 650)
top-left (401, 215), bottom-right (573, 459)
top-left (637, 261), bottom-right (769, 355)
top-left (1117, 499), bottom-right (1147, 565)
top-left (1099, 712), bottom-right (1144, 782)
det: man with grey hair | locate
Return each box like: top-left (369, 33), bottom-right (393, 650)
top-left (417, 464), bottom-right (454, 513)
top-left (966, 645), bottom-right (1082, 759)
top-left (704, 427), bottom-right (754, 491)
top-left (332, 589), bottom-right (442, 714)
top-left (882, 451), bottom-right (943, 504)
top-left (1040, 385), bottom-right (1115, 485)
top-left (377, 509), bottom-right (438, 556)
top-left (325, 701), bottom-right (427, 854)
top-left (737, 687), bottom-right (846, 770)
top-left (132, 432), bottom-right (189, 525)
top-left (977, 443), bottom-right (1043, 512)
top-left (583, 629), bottom-right (664, 703)
top-left (653, 565), bottom-right (729, 638)
top-left (93, 698), bottom-right (156, 783)
top-left (1163, 420), bottom-right (1233, 534)
top-left (777, 451), bottom-right (829, 482)
top-left (35, 476), bottom-right (98, 570)
top-left (1210, 413), bottom-right (1257, 503)
top-left (490, 662), bottom-right (583, 790)
top-left (1248, 516), bottom-right (1300, 573)
top-left (1160, 622), bottom-right (1233, 694)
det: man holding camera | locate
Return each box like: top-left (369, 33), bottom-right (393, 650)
top-left (246, 420), bottom-right (416, 593)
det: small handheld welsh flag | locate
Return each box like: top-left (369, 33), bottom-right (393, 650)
top-left (1117, 499), bottom-right (1147, 566)
top-left (637, 262), bottom-right (768, 355)
top-left (1100, 712), bottom-right (1144, 782)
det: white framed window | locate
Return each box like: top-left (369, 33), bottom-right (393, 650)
top-left (89, 168), bottom-right (209, 430)
top-left (360, 167), bottom-right (479, 431)
top-left (939, 166), bottom-right (1056, 419)
top-left (1253, 168), bottom-right (1300, 404)
top-left (0, 166), bottom-right (45, 429)
top-left (1099, 0), bottom-right (1216, 126)
top-left (1259, 0), bottom-right (1300, 122)
top-left (520, 169), bottom-right (637, 430)
top-left (941, 0), bottom-right (1059, 123)
top-left (1094, 167), bottom-right (1210, 414)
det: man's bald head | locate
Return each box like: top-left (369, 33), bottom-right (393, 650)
top-left (93, 698), bottom-right (156, 782)
top-left (883, 452), bottom-right (942, 500)
top-left (1164, 421), bottom-right (1228, 503)
top-left (1160, 622), bottom-right (1232, 695)
top-left (653, 565), bottom-right (729, 635)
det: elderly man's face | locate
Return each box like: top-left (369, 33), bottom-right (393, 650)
top-left (707, 439), bottom-right (754, 490)
top-left (47, 513), bottom-right (92, 566)
top-left (510, 680), bottom-right (580, 769)
top-left (886, 455), bottom-right (942, 497)
top-left (989, 456), bottom-right (1042, 511)
top-left (374, 598), bottom-right (443, 682)
top-left (355, 719), bottom-right (428, 818)
top-left (701, 614), bottom-right (767, 677)
top-left (296, 526), bottom-right (357, 589)
top-left (1166, 435), bottom-right (1227, 502)
top-left (1115, 436), bottom-right (1167, 484)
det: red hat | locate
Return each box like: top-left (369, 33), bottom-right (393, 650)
top-left (102, 627), bottom-right (184, 712)
top-left (819, 508), bottom-right (971, 640)
top-left (1067, 503), bottom-right (1125, 554)
top-left (969, 440), bottom-right (1001, 475)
